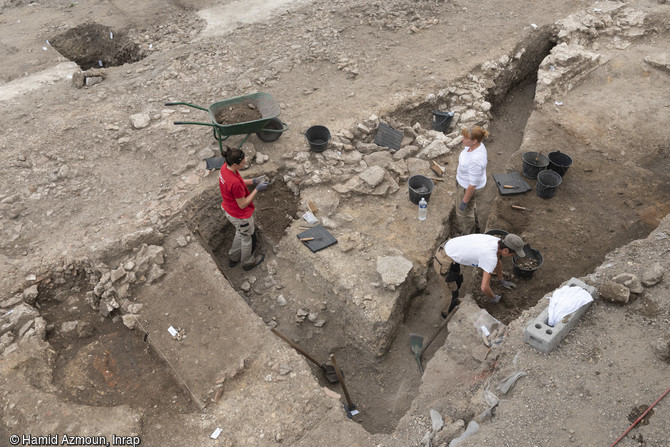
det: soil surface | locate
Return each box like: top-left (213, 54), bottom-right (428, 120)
top-left (1, 0), bottom-right (670, 446)
top-left (215, 103), bottom-right (263, 126)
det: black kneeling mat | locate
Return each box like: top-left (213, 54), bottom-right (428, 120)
top-left (297, 224), bottom-right (337, 253)
top-left (205, 156), bottom-right (226, 170)
top-left (374, 122), bottom-right (403, 151)
top-left (493, 172), bottom-right (532, 195)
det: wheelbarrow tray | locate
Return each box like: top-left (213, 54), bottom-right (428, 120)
top-left (208, 92), bottom-right (281, 135)
top-left (166, 92), bottom-right (288, 154)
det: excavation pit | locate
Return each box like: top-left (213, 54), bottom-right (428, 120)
top-left (50, 23), bottom-right (144, 70)
top-left (35, 279), bottom-right (198, 413)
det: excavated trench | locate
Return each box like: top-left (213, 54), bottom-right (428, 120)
top-left (185, 81), bottom-right (556, 434)
top-left (13, 26), bottom-right (664, 436)
top-left (183, 34), bottom-right (562, 433)
top-left (29, 27), bottom-right (657, 434)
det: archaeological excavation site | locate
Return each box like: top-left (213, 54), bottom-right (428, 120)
top-left (1, 0), bottom-right (669, 446)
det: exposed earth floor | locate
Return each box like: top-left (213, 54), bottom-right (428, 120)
top-left (1, 0), bottom-right (670, 446)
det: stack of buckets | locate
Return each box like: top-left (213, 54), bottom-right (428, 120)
top-left (521, 150), bottom-right (573, 199)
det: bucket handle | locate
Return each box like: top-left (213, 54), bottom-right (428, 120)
top-left (434, 115), bottom-right (450, 127)
top-left (432, 111), bottom-right (453, 128)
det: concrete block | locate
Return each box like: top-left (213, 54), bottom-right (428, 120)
top-left (524, 278), bottom-right (598, 353)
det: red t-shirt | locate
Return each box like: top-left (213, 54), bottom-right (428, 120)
top-left (219, 164), bottom-right (254, 219)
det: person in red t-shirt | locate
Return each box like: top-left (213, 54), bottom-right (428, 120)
top-left (219, 147), bottom-right (269, 271)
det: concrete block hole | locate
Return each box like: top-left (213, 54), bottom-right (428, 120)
top-left (534, 323), bottom-right (553, 335)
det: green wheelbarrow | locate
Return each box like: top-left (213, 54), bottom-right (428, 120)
top-left (165, 92), bottom-right (289, 155)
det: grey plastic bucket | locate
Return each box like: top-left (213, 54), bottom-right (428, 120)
top-left (536, 170), bottom-right (562, 199)
top-left (548, 151), bottom-right (573, 177)
top-left (521, 152), bottom-right (549, 179)
top-left (305, 125), bottom-right (330, 152)
top-left (408, 175), bottom-right (434, 204)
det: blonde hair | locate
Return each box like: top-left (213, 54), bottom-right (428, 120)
top-left (461, 126), bottom-right (489, 143)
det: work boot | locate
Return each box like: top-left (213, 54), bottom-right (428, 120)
top-left (243, 254), bottom-right (265, 271)
top-left (229, 258), bottom-right (240, 268)
top-left (448, 298), bottom-right (460, 313)
top-left (441, 298), bottom-right (461, 319)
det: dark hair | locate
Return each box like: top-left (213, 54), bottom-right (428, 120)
top-left (223, 146), bottom-right (245, 165)
top-left (498, 240), bottom-right (510, 252)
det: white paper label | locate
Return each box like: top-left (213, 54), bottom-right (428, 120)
top-left (481, 326), bottom-right (490, 337)
top-left (210, 428), bottom-right (222, 439)
top-left (302, 211), bottom-right (318, 224)
top-left (168, 326), bottom-right (178, 337)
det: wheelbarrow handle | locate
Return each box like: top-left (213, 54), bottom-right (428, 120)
top-left (164, 101), bottom-right (209, 111)
top-left (172, 121), bottom-right (219, 127)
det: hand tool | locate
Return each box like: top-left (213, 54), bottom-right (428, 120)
top-left (270, 328), bottom-right (340, 383)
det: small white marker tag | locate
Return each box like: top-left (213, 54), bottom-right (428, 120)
top-left (210, 428), bottom-right (222, 439)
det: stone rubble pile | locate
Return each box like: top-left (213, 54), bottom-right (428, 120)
top-left (535, 4), bottom-right (650, 105)
top-left (0, 260), bottom-right (90, 357)
top-left (280, 79), bottom-right (493, 195)
top-left (587, 231), bottom-right (669, 363)
top-left (0, 228), bottom-right (185, 360)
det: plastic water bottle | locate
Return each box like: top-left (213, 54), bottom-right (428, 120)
top-left (418, 198), bottom-right (427, 221)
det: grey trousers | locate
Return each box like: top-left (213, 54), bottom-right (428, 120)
top-left (455, 183), bottom-right (479, 235)
top-left (225, 212), bottom-right (255, 267)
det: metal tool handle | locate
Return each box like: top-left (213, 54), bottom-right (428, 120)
top-left (270, 328), bottom-right (321, 367)
top-left (329, 354), bottom-right (354, 410)
top-left (419, 305), bottom-right (459, 357)
top-left (172, 121), bottom-right (218, 127)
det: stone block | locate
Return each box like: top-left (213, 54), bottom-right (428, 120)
top-left (600, 280), bottom-right (629, 304)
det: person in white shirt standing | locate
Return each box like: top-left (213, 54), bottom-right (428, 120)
top-left (456, 126), bottom-right (489, 235)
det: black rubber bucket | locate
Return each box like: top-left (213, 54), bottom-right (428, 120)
top-left (485, 229), bottom-right (509, 239)
top-left (408, 175), bottom-right (434, 204)
top-left (521, 152), bottom-right (549, 179)
top-left (513, 245), bottom-right (543, 279)
top-left (536, 170), bottom-right (562, 199)
top-left (548, 151), bottom-right (573, 177)
top-left (431, 110), bottom-right (454, 132)
top-left (305, 125), bottom-right (331, 153)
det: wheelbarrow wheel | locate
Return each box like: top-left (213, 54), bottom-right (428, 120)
top-left (256, 118), bottom-right (283, 142)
